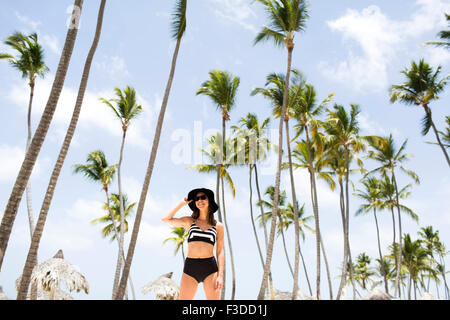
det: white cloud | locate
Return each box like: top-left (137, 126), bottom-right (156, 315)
top-left (207, 0), bottom-right (258, 33)
top-left (6, 77), bottom-right (155, 151)
top-left (319, 0), bottom-right (450, 93)
top-left (94, 55), bottom-right (130, 80)
top-left (14, 11), bottom-right (61, 54)
top-left (0, 144), bottom-right (42, 181)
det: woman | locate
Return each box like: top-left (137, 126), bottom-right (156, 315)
top-left (162, 187), bottom-right (224, 300)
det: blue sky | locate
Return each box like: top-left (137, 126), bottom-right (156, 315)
top-left (1, 0), bottom-right (449, 300)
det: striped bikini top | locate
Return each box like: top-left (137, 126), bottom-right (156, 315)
top-left (187, 221), bottom-right (216, 246)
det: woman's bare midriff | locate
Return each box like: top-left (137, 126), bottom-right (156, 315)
top-left (187, 242), bottom-right (215, 258)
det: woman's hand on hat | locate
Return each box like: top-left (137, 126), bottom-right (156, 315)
top-left (182, 196), bottom-right (192, 205)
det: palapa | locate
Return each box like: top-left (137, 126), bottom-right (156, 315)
top-left (17, 249), bottom-right (89, 300)
top-left (141, 272), bottom-right (179, 300)
top-left (0, 286), bottom-right (9, 300)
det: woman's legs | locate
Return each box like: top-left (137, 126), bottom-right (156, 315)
top-left (203, 272), bottom-right (220, 300)
top-left (179, 272), bottom-right (198, 300)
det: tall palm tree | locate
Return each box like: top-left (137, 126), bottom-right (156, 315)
top-left (16, 0), bottom-right (107, 300)
top-left (231, 114), bottom-right (271, 269)
top-left (0, 0), bottom-right (84, 270)
top-left (366, 134), bottom-right (420, 298)
top-left (292, 81), bottom-right (334, 299)
top-left (163, 227), bottom-right (188, 262)
top-left (100, 85), bottom-right (143, 298)
top-left (390, 59), bottom-right (450, 167)
top-left (115, 0), bottom-right (188, 300)
top-left (282, 201), bottom-right (315, 295)
top-left (196, 70), bottom-right (240, 300)
top-left (1, 32), bottom-right (49, 241)
top-left (253, 0), bottom-right (309, 300)
top-left (251, 70), bottom-right (305, 297)
top-left (187, 133), bottom-right (237, 299)
top-left (425, 13), bottom-right (450, 49)
top-left (72, 150), bottom-right (135, 299)
top-left (354, 177), bottom-right (388, 293)
top-left (322, 103), bottom-right (370, 299)
top-left (289, 139), bottom-right (335, 299)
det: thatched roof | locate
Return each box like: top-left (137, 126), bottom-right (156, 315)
top-left (361, 288), bottom-right (392, 300)
top-left (31, 250), bottom-right (89, 294)
top-left (264, 289), bottom-right (317, 300)
top-left (16, 249), bottom-right (88, 300)
top-left (0, 286), bottom-right (9, 300)
top-left (141, 272), bottom-right (179, 300)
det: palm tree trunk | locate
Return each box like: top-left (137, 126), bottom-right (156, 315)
top-left (221, 175), bottom-right (236, 300)
top-left (373, 208), bottom-right (388, 294)
top-left (320, 234), bottom-right (333, 299)
top-left (298, 240), bottom-right (312, 296)
top-left (279, 220), bottom-right (294, 278)
top-left (0, 0), bottom-right (83, 270)
top-left (257, 43), bottom-right (293, 300)
top-left (25, 81), bottom-right (36, 239)
top-left (115, 33), bottom-right (183, 300)
top-left (112, 129), bottom-right (127, 299)
top-left (304, 126), bottom-right (321, 299)
top-left (26, 80), bottom-right (38, 301)
top-left (249, 165), bottom-right (265, 269)
top-left (254, 165), bottom-right (274, 299)
top-left (344, 147), bottom-right (357, 299)
top-left (337, 180), bottom-right (348, 300)
top-left (284, 120), bottom-right (300, 299)
top-left (423, 105), bottom-right (450, 167)
top-left (390, 204), bottom-right (398, 294)
top-left (392, 170), bottom-right (403, 298)
top-left (104, 188), bottom-right (135, 299)
top-left (216, 164), bottom-right (226, 300)
top-left (16, 0), bottom-right (104, 299)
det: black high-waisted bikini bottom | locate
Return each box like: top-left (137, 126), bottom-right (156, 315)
top-left (183, 256), bottom-right (218, 283)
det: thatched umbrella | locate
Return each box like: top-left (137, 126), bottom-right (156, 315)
top-left (362, 288), bottom-right (392, 300)
top-left (0, 286), bottom-right (9, 300)
top-left (264, 288), bottom-right (317, 300)
top-left (17, 249), bottom-right (89, 300)
top-left (141, 272), bottom-right (179, 300)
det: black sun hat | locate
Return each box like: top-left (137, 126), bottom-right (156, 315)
top-left (187, 188), bottom-right (218, 213)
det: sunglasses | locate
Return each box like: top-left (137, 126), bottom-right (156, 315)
top-left (195, 195), bottom-right (207, 201)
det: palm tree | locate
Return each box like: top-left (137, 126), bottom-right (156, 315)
top-left (72, 150), bottom-right (135, 299)
top-left (353, 253), bottom-right (375, 293)
top-left (93, 193), bottom-right (136, 242)
top-left (425, 13), bottom-right (450, 49)
top-left (292, 81), bottom-right (334, 299)
top-left (282, 201), bottom-right (315, 296)
top-left (187, 133), bottom-right (237, 299)
top-left (366, 134), bottom-right (420, 298)
top-left (322, 103), bottom-right (369, 299)
top-left (418, 226), bottom-right (443, 292)
top-left (251, 70), bottom-right (305, 297)
top-left (231, 114), bottom-right (271, 269)
top-left (163, 227), bottom-right (188, 262)
top-left (0, 0), bottom-right (84, 270)
top-left (1, 31), bottom-right (49, 241)
top-left (256, 186), bottom-right (292, 275)
top-left (100, 85), bottom-right (143, 298)
top-left (354, 177), bottom-right (389, 294)
top-left (390, 59), bottom-right (450, 167)
top-left (402, 234), bottom-right (435, 299)
top-left (115, 0), bottom-right (188, 300)
top-left (253, 0), bottom-right (309, 300)
top-left (289, 139), bottom-right (335, 299)
top-left (16, 0), bottom-right (107, 300)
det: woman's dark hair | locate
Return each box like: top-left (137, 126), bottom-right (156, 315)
top-left (191, 205), bottom-right (217, 226)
